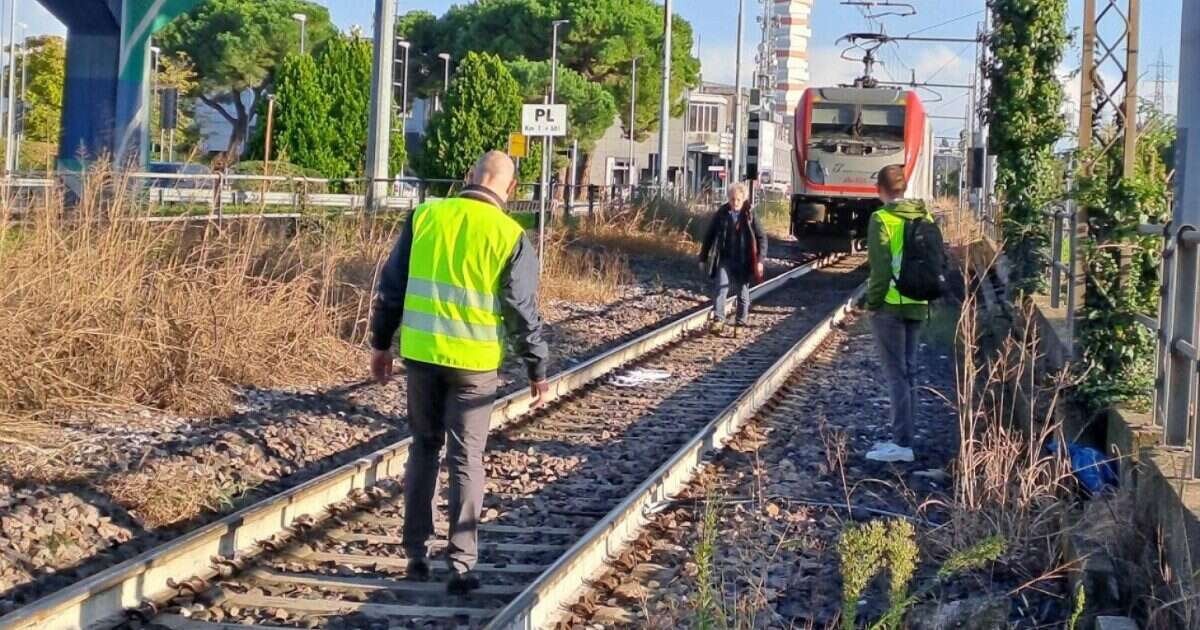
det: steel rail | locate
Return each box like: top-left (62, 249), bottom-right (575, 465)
top-left (0, 255), bottom-right (843, 630)
top-left (485, 283), bottom-right (867, 630)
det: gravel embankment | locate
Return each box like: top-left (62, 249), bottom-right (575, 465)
top-left (0, 243), bottom-right (798, 617)
top-left (564, 315), bottom-right (1070, 629)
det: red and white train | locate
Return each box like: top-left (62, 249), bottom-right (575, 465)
top-left (789, 85), bottom-right (934, 252)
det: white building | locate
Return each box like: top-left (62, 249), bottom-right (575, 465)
top-left (770, 0), bottom-right (813, 120)
top-left (584, 82), bottom-right (793, 194)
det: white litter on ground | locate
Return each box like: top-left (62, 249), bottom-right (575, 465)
top-left (612, 368), bottom-right (673, 387)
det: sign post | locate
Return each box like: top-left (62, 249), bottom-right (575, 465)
top-left (522, 104), bottom-right (568, 274)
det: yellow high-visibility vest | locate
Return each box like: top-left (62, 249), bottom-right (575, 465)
top-left (877, 208), bottom-right (930, 306)
top-left (400, 196), bottom-right (524, 371)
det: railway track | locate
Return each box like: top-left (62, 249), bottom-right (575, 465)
top-left (0, 255), bottom-right (863, 630)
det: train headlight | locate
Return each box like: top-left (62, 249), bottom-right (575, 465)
top-left (805, 160), bottom-right (826, 185)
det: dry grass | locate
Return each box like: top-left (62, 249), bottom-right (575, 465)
top-left (576, 199), bottom-right (700, 260)
top-left (758, 197), bottom-right (792, 239)
top-left (100, 457), bottom-right (235, 529)
top-left (0, 168), bottom-right (392, 448)
top-left (912, 253), bottom-right (1078, 616)
top-left (540, 231), bottom-right (635, 304)
top-left (935, 197), bottom-right (987, 253)
top-left (539, 199), bottom-right (699, 304)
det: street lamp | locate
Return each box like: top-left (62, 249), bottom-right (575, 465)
top-left (537, 18), bottom-right (570, 275)
top-left (437, 52), bottom-right (451, 111)
top-left (151, 45), bottom-right (161, 161)
top-left (395, 40), bottom-right (411, 117)
top-left (549, 20), bottom-right (569, 103)
top-left (14, 21), bottom-right (24, 171)
top-left (292, 13), bottom-right (308, 55)
top-left (3, 0), bottom-right (17, 175)
top-left (628, 56), bottom-right (638, 186)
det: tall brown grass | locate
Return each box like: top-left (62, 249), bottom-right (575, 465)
top-left (574, 200), bottom-right (699, 260)
top-left (540, 231), bottom-right (635, 304)
top-left (0, 170), bottom-right (382, 443)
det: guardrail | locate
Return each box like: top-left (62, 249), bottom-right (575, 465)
top-left (1139, 221), bottom-right (1200, 477)
top-left (0, 173), bottom-right (685, 219)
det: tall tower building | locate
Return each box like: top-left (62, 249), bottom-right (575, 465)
top-left (770, 0), bottom-right (813, 120)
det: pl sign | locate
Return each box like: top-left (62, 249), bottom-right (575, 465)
top-left (522, 104), bottom-right (568, 137)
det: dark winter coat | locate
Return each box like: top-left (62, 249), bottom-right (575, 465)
top-left (699, 202), bottom-right (768, 283)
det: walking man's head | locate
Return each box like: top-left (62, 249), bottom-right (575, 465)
top-left (727, 181), bottom-right (748, 210)
top-left (466, 151), bottom-right (518, 202)
top-left (876, 164), bottom-right (907, 204)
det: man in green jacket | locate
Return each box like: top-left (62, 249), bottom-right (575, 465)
top-left (864, 164), bottom-right (931, 463)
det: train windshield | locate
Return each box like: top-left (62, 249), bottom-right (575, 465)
top-left (810, 103), bottom-right (906, 142)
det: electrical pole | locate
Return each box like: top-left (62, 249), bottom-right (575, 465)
top-left (1156, 0), bottom-right (1200, 472)
top-left (657, 0), bottom-right (673, 191)
top-left (1122, 0), bottom-right (1141, 178)
top-left (365, 0), bottom-right (396, 211)
top-left (732, 0), bottom-right (745, 185)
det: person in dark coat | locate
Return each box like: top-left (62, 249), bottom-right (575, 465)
top-left (699, 182), bottom-right (768, 332)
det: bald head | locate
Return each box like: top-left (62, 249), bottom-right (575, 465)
top-left (467, 151), bottom-right (517, 201)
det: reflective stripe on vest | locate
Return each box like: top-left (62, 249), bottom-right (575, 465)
top-left (399, 197), bottom-right (524, 371)
top-left (877, 209), bottom-right (929, 306)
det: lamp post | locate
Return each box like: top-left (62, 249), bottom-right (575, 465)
top-left (395, 40), bottom-right (411, 117)
top-left (292, 13), bottom-right (308, 55)
top-left (150, 45), bottom-right (161, 161)
top-left (15, 21), bottom-right (25, 170)
top-left (538, 19), bottom-right (569, 273)
top-left (628, 56), bottom-right (638, 187)
top-left (436, 52), bottom-right (451, 111)
top-left (732, 0), bottom-right (745, 185)
top-left (657, 0), bottom-right (672, 191)
top-left (3, 0), bottom-right (16, 176)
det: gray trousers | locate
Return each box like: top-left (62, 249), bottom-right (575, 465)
top-left (714, 264), bottom-right (751, 324)
top-left (869, 313), bottom-right (921, 448)
top-left (402, 360), bottom-right (499, 574)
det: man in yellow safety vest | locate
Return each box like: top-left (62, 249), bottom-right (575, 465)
top-left (369, 151), bottom-right (549, 594)
top-left (864, 164), bottom-right (932, 464)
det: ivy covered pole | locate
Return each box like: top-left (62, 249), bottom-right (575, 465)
top-left (986, 0), bottom-right (1069, 292)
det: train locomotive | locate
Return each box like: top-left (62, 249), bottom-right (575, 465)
top-left (789, 85), bottom-right (934, 252)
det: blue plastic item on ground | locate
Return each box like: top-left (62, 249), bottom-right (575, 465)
top-left (1046, 439), bottom-right (1119, 495)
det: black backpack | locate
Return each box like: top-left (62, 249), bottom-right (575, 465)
top-left (895, 214), bottom-right (947, 301)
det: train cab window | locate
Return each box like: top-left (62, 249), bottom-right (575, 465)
top-left (810, 103), bottom-right (906, 143)
top-left (810, 104), bottom-right (857, 138)
top-left (859, 105), bottom-right (906, 142)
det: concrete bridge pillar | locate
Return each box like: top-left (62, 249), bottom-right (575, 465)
top-left (36, 0), bottom-right (202, 173)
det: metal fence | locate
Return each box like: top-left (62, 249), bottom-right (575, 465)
top-left (0, 172), bottom-right (688, 221)
top-left (1140, 220), bottom-right (1200, 477)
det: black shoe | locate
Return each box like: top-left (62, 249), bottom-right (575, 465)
top-left (406, 558), bottom-right (430, 580)
top-left (447, 571), bottom-right (481, 595)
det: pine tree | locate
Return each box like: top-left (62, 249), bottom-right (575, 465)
top-left (417, 52), bottom-right (523, 181)
top-left (250, 34), bottom-right (407, 180)
top-left (251, 53), bottom-right (338, 176)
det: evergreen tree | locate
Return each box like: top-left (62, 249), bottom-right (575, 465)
top-left (250, 35), bottom-right (407, 180)
top-left (250, 54), bottom-right (338, 175)
top-left (417, 52), bottom-right (523, 181)
top-left (22, 36), bottom-right (65, 146)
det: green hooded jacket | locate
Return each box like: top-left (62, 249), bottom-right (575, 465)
top-left (866, 199), bottom-right (931, 321)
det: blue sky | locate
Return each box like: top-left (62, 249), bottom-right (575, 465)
top-left (17, 0), bottom-right (1184, 137)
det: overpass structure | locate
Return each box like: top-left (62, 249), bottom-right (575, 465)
top-left (36, 0), bottom-right (203, 172)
